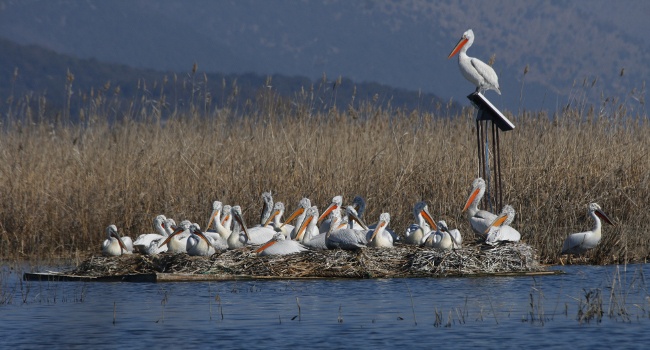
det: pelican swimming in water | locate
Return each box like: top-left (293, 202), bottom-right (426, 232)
top-left (325, 208), bottom-right (367, 250)
top-left (133, 215), bottom-right (169, 255)
top-left (318, 195), bottom-right (343, 234)
top-left (405, 201), bottom-right (437, 245)
top-left (367, 213), bottom-right (393, 248)
top-left (484, 205), bottom-right (521, 245)
top-left (159, 220), bottom-right (191, 254)
top-left (102, 225), bottom-right (132, 256)
top-left (448, 29), bottom-right (501, 95)
top-left (463, 178), bottom-right (498, 239)
top-left (283, 197), bottom-right (311, 240)
top-left (423, 220), bottom-right (461, 250)
top-left (256, 232), bottom-right (307, 256)
top-left (294, 206), bottom-right (328, 250)
top-left (561, 203), bottom-right (615, 256)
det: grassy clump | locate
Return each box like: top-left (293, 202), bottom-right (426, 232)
top-left (0, 81), bottom-right (648, 265)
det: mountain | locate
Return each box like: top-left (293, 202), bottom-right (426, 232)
top-left (0, 0), bottom-right (648, 113)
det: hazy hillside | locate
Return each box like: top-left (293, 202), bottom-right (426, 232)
top-left (0, 0), bottom-right (648, 113)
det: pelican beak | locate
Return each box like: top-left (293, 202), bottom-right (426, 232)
top-left (111, 230), bottom-right (127, 253)
top-left (295, 216), bottom-right (312, 241)
top-left (234, 211), bottom-right (250, 242)
top-left (595, 209), bottom-right (615, 226)
top-left (448, 37), bottom-right (468, 59)
top-left (463, 187), bottom-right (481, 212)
top-left (263, 210), bottom-right (280, 227)
top-left (255, 239), bottom-right (277, 254)
top-left (484, 214), bottom-right (508, 234)
top-left (282, 207), bottom-right (305, 228)
top-left (206, 209), bottom-right (220, 231)
top-left (369, 221), bottom-right (386, 242)
top-left (348, 210), bottom-right (368, 230)
top-left (421, 208), bottom-right (437, 231)
top-left (317, 203), bottom-right (338, 224)
top-left (221, 214), bottom-right (230, 226)
top-left (194, 230), bottom-right (212, 247)
top-left (159, 227), bottom-right (183, 248)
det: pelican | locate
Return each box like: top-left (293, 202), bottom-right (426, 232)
top-left (484, 205), bottom-right (521, 245)
top-left (405, 201), bottom-right (437, 245)
top-left (423, 220), bottom-right (461, 250)
top-left (133, 215), bottom-right (169, 255)
top-left (295, 206), bottom-right (328, 250)
top-left (159, 220), bottom-right (191, 253)
top-left (367, 213), bottom-right (393, 248)
top-left (463, 177), bottom-right (498, 239)
top-left (561, 203), bottom-right (615, 255)
top-left (448, 29), bottom-right (501, 95)
top-left (227, 205), bottom-right (251, 249)
top-left (206, 201), bottom-right (231, 240)
top-left (317, 195), bottom-right (343, 234)
top-left (102, 225), bottom-right (132, 256)
top-left (246, 193), bottom-right (278, 244)
top-left (351, 195), bottom-right (367, 219)
top-left (161, 223), bottom-right (215, 256)
top-left (258, 191), bottom-right (274, 226)
top-left (325, 208), bottom-right (367, 250)
top-left (263, 202), bottom-right (294, 237)
top-left (283, 197), bottom-right (311, 240)
top-left (221, 205), bottom-right (232, 231)
top-left (256, 232), bottom-right (307, 256)
top-left (345, 205), bottom-right (369, 231)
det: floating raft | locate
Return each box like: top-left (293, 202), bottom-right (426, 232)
top-left (23, 243), bottom-right (561, 282)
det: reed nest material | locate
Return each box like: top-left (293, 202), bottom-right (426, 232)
top-left (70, 242), bottom-right (544, 279)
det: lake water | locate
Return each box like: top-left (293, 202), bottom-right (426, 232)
top-left (2, 263), bottom-right (650, 349)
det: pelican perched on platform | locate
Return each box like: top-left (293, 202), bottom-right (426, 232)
top-left (206, 201), bottom-right (231, 240)
top-left (561, 203), bottom-right (615, 255)
top-left (318, 195), bottom-right (343, 234)
top-left (160, 223), bottom-right (215, 256)
top-left (246, 193), bottom-right (278, 244)
top-left (257, 191), bottom-right (274, 227)
top-left (463, 178), bottom-right (498, 239)
top-left (295, 206), bottom-right (328, 250)
top-left (263, 202), bottom-right (293, 237)
top-left (102, 225), bottom-right (132, 256)
top-left (283, 197), bottom-right (311, 240)
top-left (256, 232), bottom-right (307, 256)
top-left (159, 220), bottom-right (191, 254)
top-left (133, 215), bottom-right (169, 255)
top-left (221, 205), bottom-right (232, 231)
top-left (484, 205), bottom-right (521, 245)
top-left (325, 208), bottom-right (367, 250)
top-left (405, 201), bottom-right (437, 245)
top-left (227, 205), bottom-right (251, 249)
top-left (448, 29), bottom-right (501, 95)
top-left (423, 220), bottom-right (461, 250)
top-left (367, 213), bottom-right (393, 248)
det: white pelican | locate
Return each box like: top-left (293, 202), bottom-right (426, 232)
top-left (317, 195), bottom-right (343, 234)
top-left (221, 205), bottom-right (232, 232)
top-left (405, 201), bottom-right (437, 245)
top-left (159, 220), bottom-right (191, 254)
top-left (256, 232), bottom-right (307, 256)
top-left (263, 202), bottom-right (294, 237)
top-left (283, 197), bottom-right (311, 240)
top-left (133, 215), bottom-right (169, 255)
top-left (345, 205), bottom-right (369, 231)
top-left (102, 225), bottom-right (132, 256)
top-left (294, 206), bottom-right (328, 250)
top-left (227, 205), bottom-right (251, 249)
top-left (367, 213), bottom-right (393, 248)
top-left (206, 201), bottom-right (231, 240)
top-left (423, 220), bottom-right (461, 250)
top-left (258, 191), bottom-right (274, 226)
top-left (161, 223), bottom-right (215, 256)
top-left (484, 205), bottom-right (521, 245)
top-left (463, 177), bottom-right (498, 239)
top-left (448, 29), bottom-right (501, 95)
top-left (325, 208), bottom-right (367, 250)
top-left (561, 203), bottom-right (615, 255)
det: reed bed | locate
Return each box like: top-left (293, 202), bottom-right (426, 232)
top-left (0, 84), bottom-right (648, 265)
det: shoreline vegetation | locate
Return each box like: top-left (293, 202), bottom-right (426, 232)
top-left (0, 72), bottom-right (648, 266)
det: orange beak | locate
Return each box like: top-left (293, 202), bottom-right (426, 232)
top-left (255, 240), bottom-right (277, 254)
top-left (317, 203), bottom-right (338, 224)
top-left (463, 188), bottom-right (480, 212)
top-left (448, 37), bottom-right (468, 59)
top-left (282, 207), bottom-right (305, 228)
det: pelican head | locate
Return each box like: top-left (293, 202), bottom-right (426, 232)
top-left (463, 177), bottom-right (486, 212)
top-left (484, 205), bottom-right (516, 234)
top-left (588, 203), bottom-right (615, 226)
top-left (369, 212), bottom-right (391, 242)
top-left (206, 200), bottom-right (223, 230)
top-left (448, 29), bottom-right (474, 59)
top-left (232, 205), bottom-right (250, 242)
top-left (189, 223), bottom-right (212, 247)
top-left (318, 195), bottom-right (343, 224)
top-left (345, 205), bottom-right (368, 230)
top-left (414, 201), bottom-right (437, 231)
top-left (264, 202), bottom-right (285, 227)
top-left (255, 232), bottom-right (285, 254)
top-left (282, 197), bottom-right (311, 228)
top-left (295, 206), bottom-right (318, 241)
top-left (352, 195), bottom-right (367, 217)
top-left (106, 224), bottom-right (127, 253)
top-left (221, 205), bottom-right (232, 227)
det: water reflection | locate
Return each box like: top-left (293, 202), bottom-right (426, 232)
top-left (2, 264), bottom-right (650, 348)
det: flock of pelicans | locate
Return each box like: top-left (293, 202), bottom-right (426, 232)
top-left (102, 177), bottom-right (615, 259)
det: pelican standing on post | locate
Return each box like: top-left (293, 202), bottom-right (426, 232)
top-left (561, 203), bottom-right (615, 255)
top-left (448, 29), bottom-right (501, 95)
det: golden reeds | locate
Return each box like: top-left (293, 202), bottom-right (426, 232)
top-left (0, 86), bottom-right (648, 265)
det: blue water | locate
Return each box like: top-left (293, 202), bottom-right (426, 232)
top-left (1, 264), bottom-right (650, 349)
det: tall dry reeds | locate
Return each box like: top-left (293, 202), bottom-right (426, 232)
top-left (0, 82), bottom-right (648, 265)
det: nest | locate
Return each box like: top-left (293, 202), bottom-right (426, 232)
top-left (71, 241), bottom-right (544, 279)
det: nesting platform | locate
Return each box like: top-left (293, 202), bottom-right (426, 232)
top-left (23, 242), bottom-right (561, 282)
